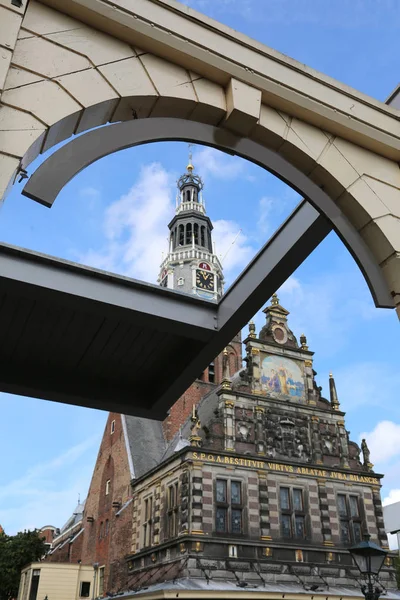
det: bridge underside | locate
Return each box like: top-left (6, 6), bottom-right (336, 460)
top-left (0, 201), bottom-right (331, 419)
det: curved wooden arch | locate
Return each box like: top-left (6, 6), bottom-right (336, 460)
top-left (22, 118), bottom-right (393, 309)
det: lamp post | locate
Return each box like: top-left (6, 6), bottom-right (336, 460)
top-left (349, 535), bottom-right (388, 600)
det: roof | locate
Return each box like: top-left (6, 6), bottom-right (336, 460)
top-left (124, 416), bottom-right (166, 479)
top-left (106, 578), bottom-right (400, 599)
top-left (56, 500), bottom-right (85, 538)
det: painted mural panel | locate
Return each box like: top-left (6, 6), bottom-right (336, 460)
top-left (261, 355), bottom-right (305, 400)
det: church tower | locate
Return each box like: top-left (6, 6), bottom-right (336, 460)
top-left (159, 151), bottom-right (242, 442)
top-left (158, 155), bottom-right (224, 300)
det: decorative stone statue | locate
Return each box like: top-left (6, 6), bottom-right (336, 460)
top-left (361, 438), bottom-right (371, 466)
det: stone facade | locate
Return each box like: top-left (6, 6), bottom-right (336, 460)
top-left (123, 301), bottom-right (396, 594)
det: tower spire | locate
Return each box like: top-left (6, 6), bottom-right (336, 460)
top-left (158, 152), bottom-right (224, 298)
top-left (187, 143), bottom-right (194, 172)
top-left (329, 372), bottom-right (340, 410)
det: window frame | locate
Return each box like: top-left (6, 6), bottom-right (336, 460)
top-left (79, 581), bottom-right (91, 598)
top-left (167, 481), bottom-right (179, 539)
top-left (98, 566), bottom-right (105, 596)
top-left (143, 495), bottom-right (153, 548)
top-left (279, 486), bottom-right (307, 540)
top-left (105, 479), bottom-right (111, 495)
top-left (215, 478), bottom-right (244, 536)
top-left (337, 493), bottom-right (363, 544)
top-left (110, 420), bottom-right (115, 434)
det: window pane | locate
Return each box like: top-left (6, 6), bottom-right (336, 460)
top-left (169, 486), bottom-right (174, 509)
top-left (231, 481), bottom-right (241, 505)
top-left (293, 489), bottom-right (303, 512)
top-left (216, 480), bottom-right (227, 503)
top-left (353, 521), bottom-right (362, 543)
top-left (280, 488), bottom-right (290, 510)
top-left (337, 495), bottom-right (347, 516)
top-left (340, 519), bottom-right (350, 543)
top-left (349, 496), bottom-right (359, 517)
top-left (281, 514), bottom-right (292, 538)
top-left (295, 515), bottom-right (305, 538)
top-left (216, 507), bottom-right (227, 532)
top-left (231, 509), bottom-right (242, 534)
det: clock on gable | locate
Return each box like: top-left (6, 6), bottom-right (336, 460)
top-left (196, 269), bottom-right (215, 291)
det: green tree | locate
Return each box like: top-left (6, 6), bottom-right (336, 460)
top-left (0, 529), bottom-right (46, 600)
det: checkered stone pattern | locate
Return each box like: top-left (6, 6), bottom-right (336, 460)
top-left (317, 480), bottom-right (332, 544)
top-left (131, 496), bottom-right (139, 554)
top-left (372, 489), bottom-right (387, 545)
top-left (191, 464), bottom-right (204, 533)
top-left (258, 473), bottom-right (270, 538)
top-left (179, 470), bottom-right (190, 534)
top-left (267, 479), bottom-right (280, 538)
top-left (135, 496), bottom-right (142, 550)
top-left (309, 482), bottom-right (323, 543)
top-left (202, 470), bottom-right (213, 534)
top-left (325, 482), bottom-right (340, 544)
top-left (153, 483), bottom-right (161, 545)
top-left (248, 475), bottom-right (260, 537)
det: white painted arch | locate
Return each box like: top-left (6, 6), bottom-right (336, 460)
top-left (0, 0), bottom-right (399, 315)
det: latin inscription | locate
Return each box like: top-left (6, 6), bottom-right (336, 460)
top-left (191, 452), bottom-right (379, 485)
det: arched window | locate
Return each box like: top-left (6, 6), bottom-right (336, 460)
top-left (178, 224), bottom-right (184, 246)
top-left (174, 227), bottom-right (177, 248)
top-left (186, 222), bottom-right (192, 245)
top-left (200, 226), bottom-right (205, 247)
top-left (193, 187), bottom-right (198, 202)
top-left (194, 223), bottom-right (199, 244)
top-left (186, 189), bottom-right (191, 202)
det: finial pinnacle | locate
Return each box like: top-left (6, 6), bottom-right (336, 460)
top-left (271, 293), bottom-right (279, 306)
top-left (300, 333), bottom-right (308, 350)
top-left (248, 320), bottom-right (256, 338)
top-left (187, 143), bottom-right (194, 172)
top-left (329, 372), bottom-right (333, 379)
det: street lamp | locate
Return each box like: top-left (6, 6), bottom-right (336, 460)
top-left (349, 535), bottom-right (388, 600)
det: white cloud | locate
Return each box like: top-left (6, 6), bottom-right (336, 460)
top-left (213, 219), bottom-right (254, 283)
top-left (359, 421), bottom-right (400, 464)
top-left (192, 146), bottom-right (245, 181)
top-left (0, 435), bottom-right (100, 534)
top-left (383, 489), bottom-right (400, 507)
top-left (79, 163), bottom-right (174, 283)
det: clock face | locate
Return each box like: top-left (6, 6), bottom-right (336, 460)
top-left (196, 269), bottom-right (215, 291)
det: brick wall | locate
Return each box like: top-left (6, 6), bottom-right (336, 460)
top-left (163, 334), bottom-right (243, 442)
top-left (78, 413), bottom-right (133, 593)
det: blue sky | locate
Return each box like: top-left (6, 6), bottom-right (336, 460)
top-left (1, 0), bottom-right (399, 541)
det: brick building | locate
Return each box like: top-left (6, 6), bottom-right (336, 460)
top-left (43, 161), bottom-right (397, 599)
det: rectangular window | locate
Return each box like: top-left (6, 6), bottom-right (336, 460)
top-left (98, 567), bottom-right (105, 596)
top-left (279, 487), bottom-right (306, 539)
top-left (215, 479), bottom-right (243, 535)
top-left (28, 570), bottom-right (40, 600)
top-left (110, 420), bottom-right (115, 434)
top-left (337, 494), bottom-right (363, 544)
top-left (167, 482), bottom-right (179, 538)
top-left (105, 479), bottom-right (111, 495)
top-left (80, 581), bottom-right (91, 597)
top-left (208, 362), bottom-right (215, 383)
top-left (143, 496), bottom-right (153, 547)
